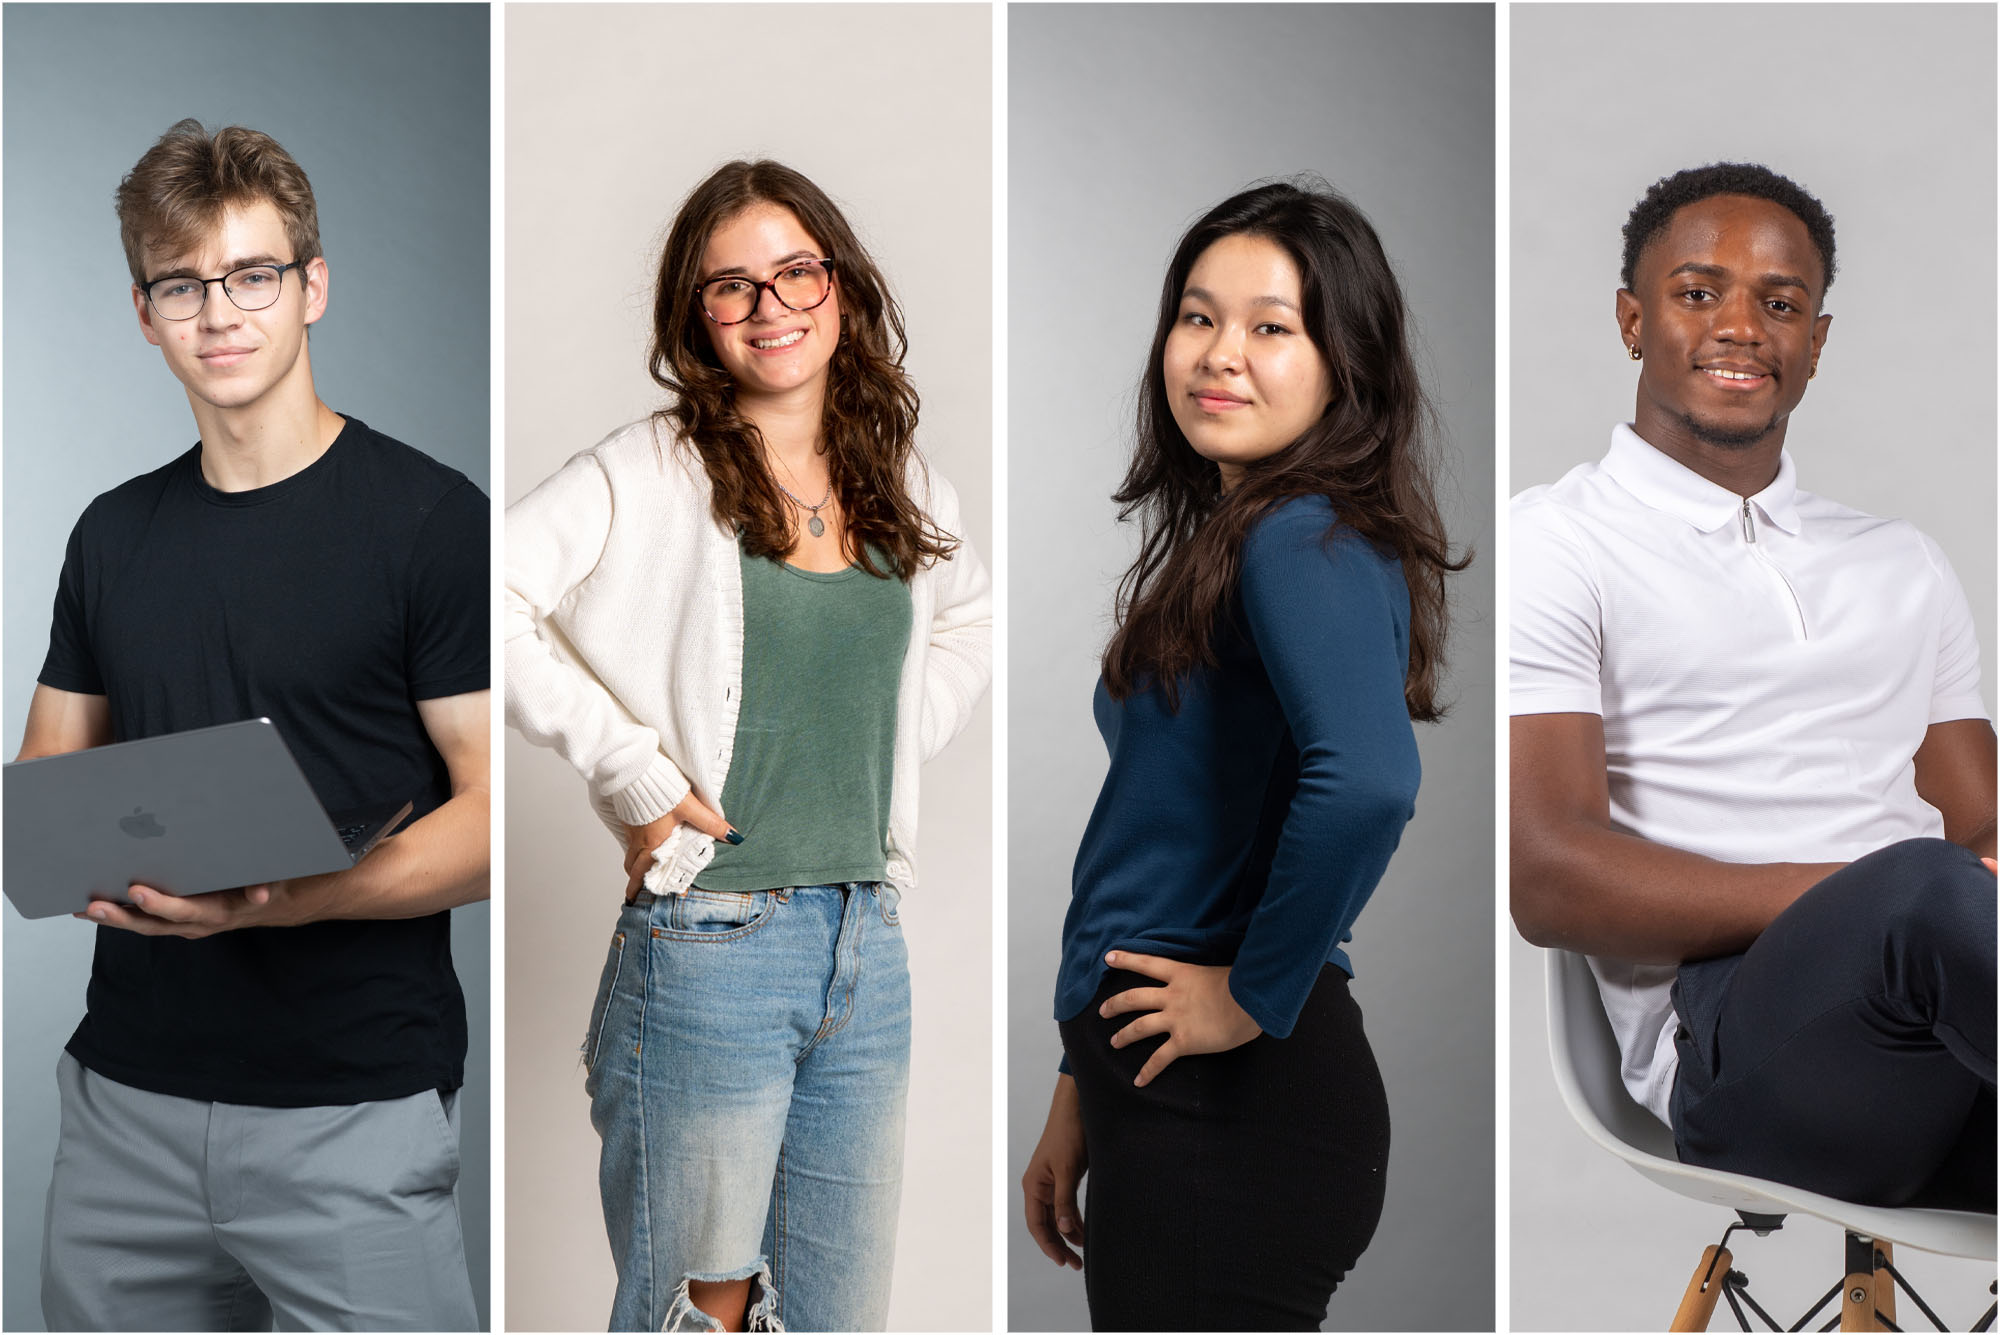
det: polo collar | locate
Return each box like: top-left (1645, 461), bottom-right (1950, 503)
top-left (1600, 423), bottom-right (1801, 536)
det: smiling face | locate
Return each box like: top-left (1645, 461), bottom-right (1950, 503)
top-left (696, 202), bottom-right (840, 410)
top-left (132, 199), bottom-right (326, 414)
top-left (1163, 233), bottom-right (1334, 490)
top-left (1618, 194), bottom-right (1832, 456)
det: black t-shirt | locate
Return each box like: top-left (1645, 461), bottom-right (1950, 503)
top-left (38, 416), bottom-right (488, 1106)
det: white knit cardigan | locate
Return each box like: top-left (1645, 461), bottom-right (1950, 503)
top-left (504, 418), bottom-right (992, 896)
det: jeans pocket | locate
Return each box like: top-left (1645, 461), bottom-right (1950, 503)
top-left (661, 889), bottom-right (776, 941)
top-left (581, 927), bottom-right (629, 1074)
top-left (875, 882), bottom-right (903, 927)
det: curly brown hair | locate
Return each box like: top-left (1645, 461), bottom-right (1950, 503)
top-left (649, 160), bottom-right (956, 578)
top-left (1103, 179), bottom-right (1469, 721)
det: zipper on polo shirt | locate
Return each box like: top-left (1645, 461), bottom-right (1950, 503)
top-left (1740, 498), bottom-right (1809, 641)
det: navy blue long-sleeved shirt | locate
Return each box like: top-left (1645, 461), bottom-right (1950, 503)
top-left (1055, 495), bottom-right (1421, 1043)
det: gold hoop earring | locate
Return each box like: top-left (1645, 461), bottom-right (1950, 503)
top-left (1628, 345), bottom-right (1642, 361)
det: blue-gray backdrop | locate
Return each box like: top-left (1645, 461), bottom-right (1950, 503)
top-left (2, 5), bottom-right (492, 1328)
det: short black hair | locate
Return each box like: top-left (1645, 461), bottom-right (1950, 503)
top-left (1620, 162), bottom-right (1836, 295)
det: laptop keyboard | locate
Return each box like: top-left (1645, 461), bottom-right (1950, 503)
top-left (337, 822), bottom-right (369, 847)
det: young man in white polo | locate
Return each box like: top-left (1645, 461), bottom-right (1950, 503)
top-left (1511, 163), bottom-right (1995, 1211)
top-left (19, 119), bottom-right (489, 1330)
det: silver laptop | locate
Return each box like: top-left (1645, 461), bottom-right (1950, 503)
top-left (3, 718), bottom-right (410, 920)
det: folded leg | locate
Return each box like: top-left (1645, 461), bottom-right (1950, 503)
top-left (1674, 838), bottom-right (1996, 1208)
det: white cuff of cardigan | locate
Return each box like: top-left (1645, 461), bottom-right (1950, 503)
top-left (607, 755), bottom-right (692, 826)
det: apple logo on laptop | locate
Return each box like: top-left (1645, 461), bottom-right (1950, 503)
top-left (119, 807), bottom-right (166, 839)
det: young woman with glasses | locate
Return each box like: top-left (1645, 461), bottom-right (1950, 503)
top-left (1019, 180), bottom-right (1466, 1331)
top-left (506, 160), bottom-right (991, 1332)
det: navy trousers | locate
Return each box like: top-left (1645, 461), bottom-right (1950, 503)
top-left (1671, 838), bottom-right (1996, 1211)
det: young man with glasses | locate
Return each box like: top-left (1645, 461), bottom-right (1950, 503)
top-left (18, 119), bottom-right (488, 1331)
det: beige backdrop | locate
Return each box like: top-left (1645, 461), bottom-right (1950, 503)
top-left (501, 5), bottom-right (993, 1329)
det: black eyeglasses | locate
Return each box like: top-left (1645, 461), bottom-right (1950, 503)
top-left (695, 258), bottom-right (836, 326)
top-left (142, 261), bottom-right (304, 321)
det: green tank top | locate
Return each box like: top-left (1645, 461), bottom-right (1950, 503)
top-left (693, 542), bottom-right (913, 892)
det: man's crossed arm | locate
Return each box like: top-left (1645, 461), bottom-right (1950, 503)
top-left (1511, 712), bottom-right (1996, 965)
top-left (16, 684), bottom-right (492, 938)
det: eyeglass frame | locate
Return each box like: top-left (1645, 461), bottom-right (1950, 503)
top-left (140, 260), bottom-right (306, 321)
top-left (693, 257), bottom-right (837, 327)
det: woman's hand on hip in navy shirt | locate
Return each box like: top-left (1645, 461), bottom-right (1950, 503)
top-left (1100, 950), bottom-right (1264, 1086)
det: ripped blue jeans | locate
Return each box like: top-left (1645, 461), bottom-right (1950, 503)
top-left (583, 883), bottom-right (911, 1332)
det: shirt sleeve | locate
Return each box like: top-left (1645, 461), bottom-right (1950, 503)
top-left (406, 480), bottom-right (492, 700)
top-left (504, 449), bottom-right (691, 826)
top-left (1227, 505), bottom-right (1422, 1039)
top-left (1510, 497), bottom-right (1604, 717)
top-left (1918, 531), bottom-right (1988, 725)
top-left (38, 514), bottom-right (106, 696)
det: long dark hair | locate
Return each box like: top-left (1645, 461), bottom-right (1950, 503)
top-left (649, 160), bottom-right (956, 577)
top-left (1101, 178), bottom-right (1467, 719)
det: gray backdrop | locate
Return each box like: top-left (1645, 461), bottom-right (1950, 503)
top-left (1, 6), bottom-right (492, 1329)
top-left (1510, 5), bottom-right (1997, 1329)
top-left (1007, 7), bottom-right (1495, 1331)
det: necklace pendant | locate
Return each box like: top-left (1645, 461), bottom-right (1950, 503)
top-left (808, 515), bottom-right (826, 538)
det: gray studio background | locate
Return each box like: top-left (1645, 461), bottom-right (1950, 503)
top-left (1511, 5), bottom-right (1997, 1329)
top-left (502, 6), bottom-right (991, 1330)
top-left (1, 6), bottom-right (491, 1329)
top-left (1008, 7), bottom-right (1495, 1331)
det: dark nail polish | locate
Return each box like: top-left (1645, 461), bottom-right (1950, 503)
top-left (724, 829), bottom-right (746, 846)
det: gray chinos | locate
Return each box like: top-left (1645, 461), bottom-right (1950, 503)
top-left (40, 1053), bottom-right (479, 1332)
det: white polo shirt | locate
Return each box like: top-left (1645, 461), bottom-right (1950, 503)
top-left (1512, 423), bottom-right (1987, 1123)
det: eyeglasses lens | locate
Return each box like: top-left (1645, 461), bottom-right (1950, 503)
top-left (701, 264), bottom-right (829, 324)
top-left (148, 265), bottom-right (287, 320)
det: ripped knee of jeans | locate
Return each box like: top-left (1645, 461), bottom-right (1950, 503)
top-left (662, 1257), bottom-right (783, 1333)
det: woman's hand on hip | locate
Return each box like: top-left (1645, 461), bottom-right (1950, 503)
top-left (1100, 951), bottom-right (1263, 1087)
top-left (1021, 1074), bottom-right (1088, 1270)
top-left (620, 794), bottom-right (737, 903)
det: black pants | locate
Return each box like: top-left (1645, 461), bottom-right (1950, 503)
top-left (1058, 965), bottom-right (1390, 1332)
top-left (1671, 837), bottom-right (1996, 1211)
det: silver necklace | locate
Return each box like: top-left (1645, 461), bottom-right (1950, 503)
top-left (773, 474), bottom-right (833, 538)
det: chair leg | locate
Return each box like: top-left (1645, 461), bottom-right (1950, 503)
top-left (1841, 1232), bottom-right (1890, 1332)
top-left (1671, 1244), bottom-right (1733, 1332)
top-left (1875, 1241), bottom-right (1895, 1330)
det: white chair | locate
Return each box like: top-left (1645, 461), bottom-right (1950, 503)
top-left (1545, 948), bottom-right (1996, 1331)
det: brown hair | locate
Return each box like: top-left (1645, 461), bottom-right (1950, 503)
top-left (649, 160), bottom-right (956, 578)
top-left (114, 119), bottom-right (321, 284)
top-left (1103, 179), bottom-right (1469, 720)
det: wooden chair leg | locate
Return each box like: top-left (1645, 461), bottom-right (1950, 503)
top-left (1842, 1232), bottom-right (1892, 1332)
top-left (1671, 1244), bottom-right (1733, 1332)
top-left (1876, 1241), bottom-right (1896, 1330)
